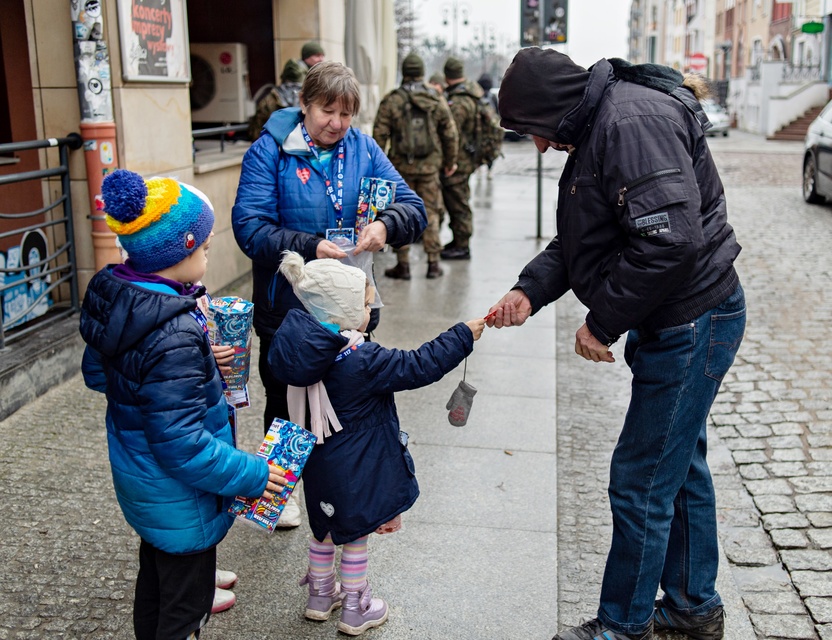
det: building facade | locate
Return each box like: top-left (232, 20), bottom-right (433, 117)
top-left (0, 0), bottom-right (396, 316)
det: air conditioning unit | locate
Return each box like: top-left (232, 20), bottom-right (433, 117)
top-left (189, 43), bottom-right (254, 123)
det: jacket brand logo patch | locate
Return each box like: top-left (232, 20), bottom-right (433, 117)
top-left (634, 211), bottom-right (671, 237)
top-left (296, 168), bottom-right (311, 184)
top-left (320, 501), bottom-right (335, 517)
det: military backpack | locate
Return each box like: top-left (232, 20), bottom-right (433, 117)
top-left (392, 86), bottom-right (440, 164)
top-left (449, 87), bottom-right (504, 167)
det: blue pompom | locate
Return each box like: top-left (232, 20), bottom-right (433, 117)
top-left (101, 170), bottom-right (148, 223)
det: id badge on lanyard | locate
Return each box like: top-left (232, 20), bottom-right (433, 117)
top-left (301, 123), bottom-right (351, 243)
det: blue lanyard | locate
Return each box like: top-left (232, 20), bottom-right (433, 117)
top-left (301, 123), bottom-right (346, 225)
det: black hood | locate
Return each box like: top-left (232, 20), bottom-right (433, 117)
top-left (498, 48), bottom-right (591, 143)
top-left (499, 49), bottom-right (686, 146)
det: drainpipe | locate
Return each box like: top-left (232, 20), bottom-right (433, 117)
top-left (71, 0), bottom-right (121, 270)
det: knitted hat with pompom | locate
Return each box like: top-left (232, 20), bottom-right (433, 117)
top-left (101, 169), bottom-right (214, 273)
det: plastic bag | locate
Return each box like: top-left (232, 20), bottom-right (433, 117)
top-left (338, 244), bottom-right (383, 309)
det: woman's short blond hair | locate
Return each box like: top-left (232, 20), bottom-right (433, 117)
top-left (300, 61), bottom-right (361, 116)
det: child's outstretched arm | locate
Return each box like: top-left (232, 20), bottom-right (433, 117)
top-left (466, 318), bottom-right (485, 341)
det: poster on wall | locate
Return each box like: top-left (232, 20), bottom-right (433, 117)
top-left (117, 0), bottom-right (190, 82)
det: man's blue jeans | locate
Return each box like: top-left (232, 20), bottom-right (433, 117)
top-left (597, 284), bottom-right (746, 635)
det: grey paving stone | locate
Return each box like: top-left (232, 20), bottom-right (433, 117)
top-left (722, 527), bottom-right (779, 566)
top-left (743, 591), bottom-right (807, 615)
top-left (808, 529), bottom-right (832, 549)
top-left (771, 448), bottom-right (809, 462)
top-left (754, 495), bottom-right (797, 516)
top-left (739, 463), bottom-right (770, 480)
top-left (806, 597), bottom-right (832, 624)
top-left (762, 513), bottom-right (812, 530)
top-left (734, 450), bottom-right (770, 464)
top-left (792, 476), bottom-right (832, 493)
top-left (781, 550), bottom-right (832, 571)
top-left (796, 494), bottom-right (832, 512)
top-left (766, 462), bottom-right (809, 477)
top-left (749, 613), bottom-right (818, 638)
top-left (746, 478), bottom-right (794, 495)
top-left (772, 423), bottom-right (809, 436)
top-left (769, 529), bottom-right (810, 549)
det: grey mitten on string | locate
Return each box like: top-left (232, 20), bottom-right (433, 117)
top-left (445, 380), bottom-right (477, 427)
top-left (447, 379), bottom-right (477, 427)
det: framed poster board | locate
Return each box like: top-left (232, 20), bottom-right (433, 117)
top-left (117, 0), bottom-right (190, 82)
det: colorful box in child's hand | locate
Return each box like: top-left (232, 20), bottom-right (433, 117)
top-left (227, 418), bottom-right (317, 532)
top-left (206, 296), bottom-right (254, 391)
top-left (355, 177), bottom-right (396, 235)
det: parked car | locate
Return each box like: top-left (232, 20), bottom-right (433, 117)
top-left (701, 100), bottom-right (730, 137)
top-left (803, 100), bottom-right (832, 204)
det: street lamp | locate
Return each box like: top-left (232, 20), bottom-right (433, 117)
top-left (442, 1), bottom-right (470, 56)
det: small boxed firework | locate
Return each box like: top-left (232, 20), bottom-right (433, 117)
top-left (355, 177), bottom-right (396, 235)
top-left (206, 296), bottom-right (254, 391)
top-left (228, 418), bottom-right (317, 532)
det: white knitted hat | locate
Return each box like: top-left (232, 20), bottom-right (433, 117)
top-left (279, 251), bottom-right (367, 330)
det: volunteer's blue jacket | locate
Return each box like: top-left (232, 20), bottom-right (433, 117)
top-left (232, 107), bottom-right (427, 337)
top-left (268, 309), bottom-right (474, 544)
top-left (79, 268), bottom-right (269, 554)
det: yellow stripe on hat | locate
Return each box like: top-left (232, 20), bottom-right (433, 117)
top-left (105, 178), bottom-right (182, 235)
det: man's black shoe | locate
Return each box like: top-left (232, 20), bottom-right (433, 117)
top-left (653, 601), bottom-right (724, 640)
top-left (552, 617), bottom-right (653, 640)
top-left (440, 246), bottom-right (470, 260)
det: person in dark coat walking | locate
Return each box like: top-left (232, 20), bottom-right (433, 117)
top-left (268, 251), bottom-right (484, 636)
top-left (488, 48), bottom-right (745, 640)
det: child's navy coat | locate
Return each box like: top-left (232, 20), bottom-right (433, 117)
top-left (80, 268), bottom-right (268, 554)
top-left (268, 309), bottom-right (473, 544)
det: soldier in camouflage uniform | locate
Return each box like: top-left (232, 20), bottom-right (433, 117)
top-left (249, 42), bottom-right (324, 141)
top-left (248, 61), bottom-right (304, 141)
top-left (440, 57), bottom-right (483, 261)
top-left (373, 53), bottom-right (458, 279)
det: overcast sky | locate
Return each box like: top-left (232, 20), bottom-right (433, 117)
top-left (414, 0), bottom-right (630, 70)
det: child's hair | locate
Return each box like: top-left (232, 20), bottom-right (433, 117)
top-left (279, 251), bottom-right (367, 330)
top-left (101, 169), bottom-right (214, 273)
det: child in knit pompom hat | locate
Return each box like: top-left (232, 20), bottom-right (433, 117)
top-left (79, 169), bottom-right (288, 639)
top-left (267, 251), bottom-right (485, 636)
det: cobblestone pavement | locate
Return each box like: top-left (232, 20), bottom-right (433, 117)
top-left (1, 132), bottom-right (830, 639)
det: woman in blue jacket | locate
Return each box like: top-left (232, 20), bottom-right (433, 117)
top-left (232, 61), bottom-right (428, 438)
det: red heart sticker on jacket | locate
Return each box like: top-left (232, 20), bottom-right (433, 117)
top-left (296, 168), bottom-right (311, 184)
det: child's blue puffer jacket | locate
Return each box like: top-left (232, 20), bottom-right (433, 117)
top-left (79, 268), bottom-right (268, 554)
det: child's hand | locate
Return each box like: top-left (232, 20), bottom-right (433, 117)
top-left (211, 344), bottom-right (235, 376)
top-left (262, 464), bottom-right (288, 500)
top-left (466, 318), bottom-right (485, 341)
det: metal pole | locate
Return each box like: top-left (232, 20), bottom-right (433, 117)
top-left (535, 0), bottom-right (545, 239)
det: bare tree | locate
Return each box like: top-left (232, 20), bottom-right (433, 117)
top-left (395, 0), bottom-right (418, 61)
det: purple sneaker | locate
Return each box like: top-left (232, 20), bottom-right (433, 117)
top-left (298, 571), bottom-right (343, 621)
top-left (337, 582), bottom-right (388, 636)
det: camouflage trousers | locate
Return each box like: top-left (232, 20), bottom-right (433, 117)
top-left (394, 172), bottom-right (443, 263)
top-left (440, 172), bottom-right (473, 248)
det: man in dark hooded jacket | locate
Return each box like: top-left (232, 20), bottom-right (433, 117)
top-left (487, 48), bottom-right (745, 640)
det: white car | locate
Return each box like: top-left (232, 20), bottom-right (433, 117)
top-left (700, 100), bottom-right (730, 137)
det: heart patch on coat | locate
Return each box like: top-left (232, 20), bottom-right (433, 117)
top-left (320, 501), bottom-right (335, 517)
top-left (297, 168), bottom-right (311, 184)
